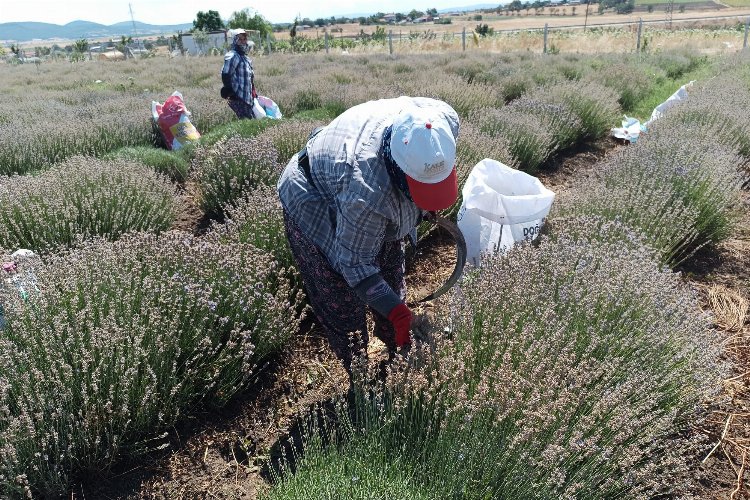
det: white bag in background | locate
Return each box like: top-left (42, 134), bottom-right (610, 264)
top-left (457, 159), bottom-right (555, 267)
top-left (252, 98), bottom-right (266, 119)
top-left (257, 95), bottom-right (283, 119)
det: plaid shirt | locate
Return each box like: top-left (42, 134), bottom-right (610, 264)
top-left (278, 97), bottom-right (460, 287)
top-left (221, 49), bottom-right (254, 104)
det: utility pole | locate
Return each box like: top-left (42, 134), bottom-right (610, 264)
top-left (665, 0), bottom-right (674, 29)
top-left (129, 4), bottom-right (144, 51)
top-left (584, 0), bottom-right (591, 32)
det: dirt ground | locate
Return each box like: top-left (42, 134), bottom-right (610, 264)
top-left (75, 140), bottom-right (749, 498)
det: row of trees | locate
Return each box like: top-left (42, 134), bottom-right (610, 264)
top-left (192, 9), bottom-right (273, 38)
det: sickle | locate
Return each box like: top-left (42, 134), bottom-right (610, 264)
top-left (417, 212), bottom-right (467, 303)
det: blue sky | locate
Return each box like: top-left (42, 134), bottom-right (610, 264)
top-left (0, 1), bottom-right (478, 25)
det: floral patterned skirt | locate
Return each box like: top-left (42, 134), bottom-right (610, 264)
top-left (227, 98), bottom-right (255, 119)
top-left (283, 210), bottom-right (405, 370)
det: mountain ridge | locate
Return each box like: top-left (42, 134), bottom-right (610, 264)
top-left (0, 20), bottom-right (193, 43)
top-left (0, 4), bottom-right (500, 43)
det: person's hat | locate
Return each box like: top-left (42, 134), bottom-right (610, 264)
top-left (230, 28), bottom-right (247, 36)
top-left (390, 108), bottom-right (457, 211)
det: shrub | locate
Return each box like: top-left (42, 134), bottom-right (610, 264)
top-left (656, 77), bottom-right (750, 157)
top-left (554, 127), bottom-right (743, 267)
top-left (397, 73), bottom-right (501, 119)
top-left (603, 126), bottom-right (744, 250)
top-left (528, 79), bottom-right (621, 141)
top-left (0, 232), bottom-right (303, 497)
top-left (208, 186), bottom-right (304, 302)
top-left (0, 92), bottom-right (155, 176)
top-left (258, 120), bottom-right (327, 164)
top-left (191, 135), bottom-right (280, 218)
top-left (107, 145), bottom-right (190, 182)
top-left (475, 106), bottom-right (557, 173)
top-left (585, 62), bottom-right (653, 112)
top-left (0, 156), bottom-right (176, 254)
top-left (265, 426), bottom-right (439, 500)
top-left (270, 234), bottom-right (722, 498)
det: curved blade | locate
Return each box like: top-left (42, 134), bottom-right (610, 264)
top-left (418, 214), bottom-right (467, 303)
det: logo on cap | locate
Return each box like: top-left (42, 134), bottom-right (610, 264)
top-left (423, 160), bottom-right (445, 177)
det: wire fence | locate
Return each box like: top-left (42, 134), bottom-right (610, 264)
top-left (249, 13), bottom-right (750, 56)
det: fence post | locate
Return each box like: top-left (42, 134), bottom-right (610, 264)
top-left (636, 18), bottom-right (643, 52)
top-left (543, 23), bottom-right (548, 54)
top-left (745, 17), bottom-right (749, 49)
top-left (266, 33), bottom-right (271, 54)
top-left (462, 27), bottom-right (466, 51)
top-left (389, 30), bottom-right (393, 55)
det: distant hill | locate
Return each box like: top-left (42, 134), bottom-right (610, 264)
top-left (318, 4), bottom-right (500, 20)
top-left (0, 20), bottom-right (193, 42)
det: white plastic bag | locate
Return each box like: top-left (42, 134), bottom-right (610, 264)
top-left (252, 98), bottom-right (266, 119)
top-left (457, 159), bottom-right (555, 266)
top-left (644, 80), bottom-right (694, 128)
top-left (611, 116), bottom-right (645, 143)
top-left (257, 95), bottom-right (283, 119)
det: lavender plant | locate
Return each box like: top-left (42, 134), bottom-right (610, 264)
top-left (553, 176), bottom-right (703, 267)
top-left (0, 156), bottom-right (176, 253)
top-left (475, 106), bottom-right (557, 173)
top-left (258, 120), bottom-right (328, 164)
top-left (528, 79), bottom-right (621, 141)
top-left (0, 232), bottom-right (303, 497)
top-left (554, 123), bottom-right (743, 266)
top-left (208, 186), bottom-right (303, 302)
top-left (655, 76), bottom-right (750, 157)
top-left (191, 135), bottom-right (280, 218)
top-left (270, 234), bottom-right (723, 498)
top-left (602, 125), bottom-right (744, 249)
top-left (584, 62), bottom-right (654, 112)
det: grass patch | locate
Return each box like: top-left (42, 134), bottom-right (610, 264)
top-left (629, 56), bottom-right (713, 122)
top-left (197, 118), bottom-right (277, 147)
top-left (106, 146), bottom-right (190, 183)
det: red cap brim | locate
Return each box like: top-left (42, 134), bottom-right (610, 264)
top-left (405, 167), bottom-right (458, 211)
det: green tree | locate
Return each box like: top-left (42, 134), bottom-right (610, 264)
top-left (9, 43), bottom-right (21, 56)
top-left (193, 10), bottom-right (225, 31)
top-left (408, 9), bottom-right (424, 19)
top-left (73, 38), bottom-right (89, 53)
top-left (427, 8), bottom-right (438, 16)
top-left (475, 23), bottom-right (493, 36)
top-left (171, 32), bottom-right (184, 52)
top-left (227, 8), bottom-right (273, 38)
top-left (115, 35), bottom-right (133, 53)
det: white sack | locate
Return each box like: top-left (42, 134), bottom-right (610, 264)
top-left (457, 159), bottom-right (555, 267)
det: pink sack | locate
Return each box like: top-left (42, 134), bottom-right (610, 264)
top-left (151, 91), bottom-right (201, 150)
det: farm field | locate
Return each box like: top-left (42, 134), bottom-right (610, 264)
top-left (0, 46), bottom-right (748, 499)
top-left (276, 4), bottom-right (750, 40)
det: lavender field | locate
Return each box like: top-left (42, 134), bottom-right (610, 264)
top-left (0, 50), bottom-right (748, 498)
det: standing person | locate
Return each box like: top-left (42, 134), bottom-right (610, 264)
top-left (277, 96), bottom-right (460, 374)
top-left (221, 28), bottom-right (257, 119)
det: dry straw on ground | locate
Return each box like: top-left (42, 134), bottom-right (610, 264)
top-left (708, 285), bottom-right (749, 333)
